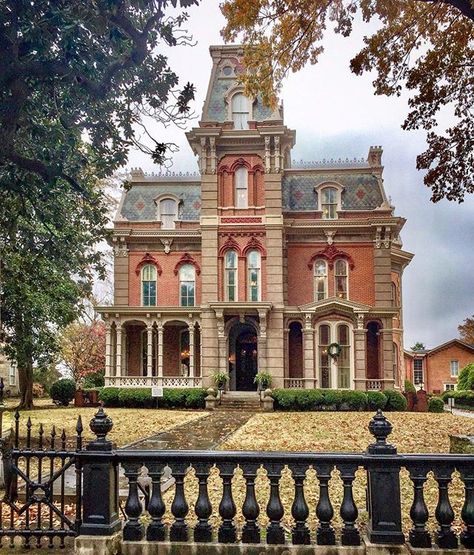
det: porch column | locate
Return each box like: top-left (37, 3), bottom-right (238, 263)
top-left (115, 323), bottom-right (122, 377)
top-left (188, 322), bottom-right (195, 378)
top-left (303, 314), bottom-right (314, 389)
top-left (157, 322), bottom-right (163, 378)
top-left (146, 323), bottom-right (153, 378)
top-left (258, 309), bottom-right (268, 373)
top-left (354, 316), bottom-right (368, 391)
top-left (216, 312), bottom-right (227, 375)
top-left (105, 323), bottom-right (112, 378)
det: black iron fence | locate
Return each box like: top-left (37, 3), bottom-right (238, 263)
top-left (0, 408), bottom-right (474, 550)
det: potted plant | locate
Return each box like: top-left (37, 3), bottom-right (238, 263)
top-left (212, 371), bottom-right (229, 394)
top-left (254, 372), bottom-right (272, 399)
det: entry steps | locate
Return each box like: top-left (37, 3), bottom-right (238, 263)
top-left (215, 391), bottom-right (262, 412)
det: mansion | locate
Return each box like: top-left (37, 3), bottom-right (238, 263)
top-left (97, 44), bottom-right (413, 392)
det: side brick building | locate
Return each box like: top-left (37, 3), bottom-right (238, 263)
top-left (97, 45), bottom-right (413, 391)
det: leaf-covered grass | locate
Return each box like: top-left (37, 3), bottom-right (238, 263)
top-left (1, 405), bottom-right (204, 448)
top-left (161, 411), bottom-right (474, 536)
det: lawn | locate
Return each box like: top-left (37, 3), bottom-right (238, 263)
top-left (0, 402), bottom-right (205, 447)
top-left (160, 411), bottom-right (474, 537)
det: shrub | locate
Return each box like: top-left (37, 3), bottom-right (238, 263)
top-left (163, 388), bottom-right (187, 408)
top-left (272, 389), bottom-right (298, 410)
top-left (321, 389), bottom-right (344, 409)
top-left (182, 388), bottom-right (207, 409)
top-left (457, 363), bottom-right (474, 391)
top-left (453, 390), bottom-right (474, 409)
top-left (272, 389), bottom-right (367, 411)
top-left (99, 387), bottom-right (121, 407)
top-left (383, 389), bottom-right (408, 412)
top-left (50, 379), bottom-right (76, 406)
top-left (118, 388), bottom-right (154, 408)
top-left (83, 371), bottom-right (105, 389)
top-left (428, 396), bottom-right (445, 413)
top-left (404, 379), bottom-right (416, 394)
top-left (32, 383), bottom-right (45, 398)
top-left (341, 391), bottom-right (368, 410)
top-left (367, 391), bottom-right (387, 411)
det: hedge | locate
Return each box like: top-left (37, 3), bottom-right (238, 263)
top-left (383, 389), bottom-right (408, 411)
top-left (50, 379), bottom-right (76, 406)
top-left (428, 397), bottom-right (444, 413)
top-left (442, 390), bottom-right (474, 409)
top-left (271, 389), bottom-right (398, 412)
top-left (99, 387), bottom-right (207, 409)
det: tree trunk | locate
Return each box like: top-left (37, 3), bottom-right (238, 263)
top-left (17, 355), bottom-right (34, 410)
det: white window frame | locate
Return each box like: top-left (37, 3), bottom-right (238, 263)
top-left (9, 363), bottom-right (17, 386)
top-left (179, 264), bottom-right (196, 307)
top-left (315, 182), bottom-right (343, 219)
top-left (334, 258), bottom-right (349, 300)
top-left (141, 264), bottom-right (157, 307)
top-left (450, 360), bottom-right (459, 377)
top-left (156, 196), bottom-right (179, 229)
top-left (313, 259), bottom-right (328, 301)
top-left (235, 166), bottom-right (248, 208)
top-left (225, 250), bottom-right (238, 301)
top-left (316, 321), bottom-right (354, 390)
top-left (413, 358), bottom-right (424, 385)
top-left (230, 91), bottom-right (250, 130)
top-left (247, 250), bottom-right (261, 302)
top-left (444, 383), bottom-right (456, 391)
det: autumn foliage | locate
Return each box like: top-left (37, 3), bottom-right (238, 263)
top-left (221, 0), bottom-right (474, 202)
top-left (60, 320), bottom-right (106, 383)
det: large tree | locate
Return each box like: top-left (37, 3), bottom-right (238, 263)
top-left (459, 315), bottom-right (474, 344)
top-left (0, 0), bottom-right (198, 408)
top-left (221, 0), bottom-right (474, 202)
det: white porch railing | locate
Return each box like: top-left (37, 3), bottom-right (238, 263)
top-left (364, 379), bottom-right (394, 391)
top-left (284, 378), bottom-right (317, 389)
top-left (105, 376), bottom-right (202, 388)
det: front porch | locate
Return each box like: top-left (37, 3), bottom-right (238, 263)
top-left (101, 308), bottom-right (203, 389)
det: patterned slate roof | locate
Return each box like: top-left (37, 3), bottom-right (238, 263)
top-left (120, 184), bottom-right (201, 221)
top-left (282, 172), bottom-right (384, 211)
top-left (207, 77), bottom-right (273, 122)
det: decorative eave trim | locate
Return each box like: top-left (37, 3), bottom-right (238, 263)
top-left (242, 236), bottom-right (267, 257)
top-left (218, 236), bottom-right (242, 257)
top-left (135, 253), bottom-right (163, 276)
top-left (173, 252), bottom-right (201, 276)
top-left (307, 244), bottom-right (355, 270)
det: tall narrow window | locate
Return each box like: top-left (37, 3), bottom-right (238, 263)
top-left (337, 324), bottom-right (350, 388)
top-left (225, 250), bottom-right (238, 301)
top-left (450, 360), bottom-right (459, 377)
top-left (335, 259), bottom-right (348, 299)
top-left (319, 324), bottom-right (331, 388)
top-left (321, 187), bottom-right (338, 219)
top-left (314, 259), bottom-right (327, 301)
top-left (160, 198), bottom-right (178, 229)
top-left (142, 264), bottom-right (157, 306)
top-left (235, 166), bottom-right (248, 208)
top-left (179, 264), bottom-right (195, 307)
top-left (231, 93), bottom-right (249, 129)
top-left (247, 250), bottom-right (261, 301)
top-left (413, 358), bottom-right (424, 385)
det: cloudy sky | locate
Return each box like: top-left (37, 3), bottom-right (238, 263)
top-left (126, 2), bottom-right (474, 349)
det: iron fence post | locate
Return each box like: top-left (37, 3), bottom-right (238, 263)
top-left (79, 407), bottom-right (121, 536)
top-left (366, 409), bottom-right (405, 544)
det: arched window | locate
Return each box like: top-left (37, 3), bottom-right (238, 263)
top-left (235, 166), bottom-right (248, 208)
top-left (247, 250), bottom-right (261, 301)
top-left (335, 259), bottom-right (348, 299)
top-left (142, 265), bottom-right (157, 306)
top-left (231, 93), bottom-right (249, 130)
top-left (337, 324), bottom-right (350, 388)
top-left (321, 187), bottom-right (338, 219)
top-left (318, 324), bottom-right (331, 388)
top-left (225, 250), bottom-right (238, 301)
top-left (179, 264), bottom-right (195, 307)
top-left (160, 198), bottom-right (178, 229)
top-left (314, 259), bottom-right (327, 301)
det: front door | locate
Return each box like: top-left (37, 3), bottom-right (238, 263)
top-left (235, 332), bottom-right (258, 391)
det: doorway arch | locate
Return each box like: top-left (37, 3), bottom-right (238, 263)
top-left (228, 321), bottom-right (258, 391)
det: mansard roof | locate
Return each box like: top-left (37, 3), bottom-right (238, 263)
top-left (282, 169), bottom-right (385, 212)
top-left (201, 45), bottom-right (281, 123)
top-left (119, 181), bottom-right (201, 222)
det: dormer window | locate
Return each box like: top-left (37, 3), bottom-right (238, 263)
top-left (232, 93), bottom-right (249, 130)
top-left (235, 166), bottom-right (248, 208)
top-left (159, 198), bottom-right (178, 229)
top-left (321, 187), bottom-right (338, 219)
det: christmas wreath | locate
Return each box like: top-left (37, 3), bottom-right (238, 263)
top-left (328, 342), bottom-right (342, 359)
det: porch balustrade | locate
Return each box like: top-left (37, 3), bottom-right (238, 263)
top-left (105, 376), bottom-right (202, 388)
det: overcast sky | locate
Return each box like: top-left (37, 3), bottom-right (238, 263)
top-left (125, 2), bottom-right (474, 349)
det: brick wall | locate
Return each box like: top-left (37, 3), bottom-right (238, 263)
top-left (129, 251), bottom-right (201, 306)
top-left (426, 345), bottom-right (474, 394)
top-left (286, 243), bottom-right (375, 306)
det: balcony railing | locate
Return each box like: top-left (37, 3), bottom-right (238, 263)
top-left (284, 378), bottom-right (318, 388)
top-left (105, 376), bottom-right (202, 388)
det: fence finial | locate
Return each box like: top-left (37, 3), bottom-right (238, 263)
top-left (367, 409), bottom-right (396, 454)
top-left (89, 407), bottom-right (113, 450)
